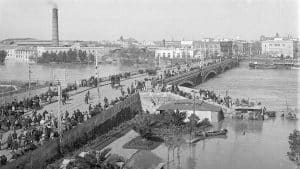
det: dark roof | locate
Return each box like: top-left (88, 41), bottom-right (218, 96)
top-left (157, 99), bottom-right (222, 112)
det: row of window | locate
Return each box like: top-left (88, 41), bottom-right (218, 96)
top-left (156, 53), bottom-right (192, 57)
top-left (265, 43), bottom-right (290, 47)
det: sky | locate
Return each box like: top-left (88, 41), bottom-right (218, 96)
top-left (0, 0), bottom-right (298, 41)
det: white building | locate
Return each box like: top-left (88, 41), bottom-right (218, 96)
top-left (261, 38), bottom-right (296, 58)
top-left (157, 99), bottom-right (224, 123)
top-left (155, 48), bottom-right (194, 59)
top-left (37, 46), bottom-right (105, 57)
top-left (181, 40), bottom-right (193, 49)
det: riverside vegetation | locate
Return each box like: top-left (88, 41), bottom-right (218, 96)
top-left (37, 49), bottom-right (95, 64)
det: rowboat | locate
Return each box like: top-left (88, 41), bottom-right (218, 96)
top-left (195, 129), bottom-right (228, 137)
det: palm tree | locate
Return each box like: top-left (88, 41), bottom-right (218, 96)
top-left (132, 114), bottom-right (155, 140)
top-left (66, 148), bottom-right (125, 169)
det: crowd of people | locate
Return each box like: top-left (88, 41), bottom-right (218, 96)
top-left (169, 84), bottom-right (233, 108)
top-left (0, 77), bottom-right (148, 165)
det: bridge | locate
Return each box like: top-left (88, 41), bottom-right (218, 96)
top-left (163, 58), bottom-right (239, 87)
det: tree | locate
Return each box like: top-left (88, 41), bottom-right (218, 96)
top-left (0, 50), bottom-right (7, 63)
top-left (88, 53), bottom-right (95, 62)
top-left (287, 130), bottom-right (300, 165)
top-left (66, 148), bottom-right (125, 169)
top-left (132, 114), bottom-right (155, 140)
top-left (188, 113), bottom-right (200, 137)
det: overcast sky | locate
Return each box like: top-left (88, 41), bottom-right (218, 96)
top-left (0, 0), bottom-right (298, 41)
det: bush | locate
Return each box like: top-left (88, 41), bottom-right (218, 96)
top-left (138, 69), bottom-right (144, 74)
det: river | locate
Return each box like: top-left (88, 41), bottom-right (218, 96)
top-left (113, 62), bottom-right (299, 169)
top-left (0, 61), bottom-right (136, 83)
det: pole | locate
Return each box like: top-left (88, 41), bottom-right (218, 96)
top-left (193, 91), bottom-right (196, 115)
top-left (64, 69), bottom-right (66, 84)
top-left (57, 82), bottom-right (63, 153)
top-left (28, 63), bottom-right (31, 98)
top-left (95, 55), bottom-right (100, 104)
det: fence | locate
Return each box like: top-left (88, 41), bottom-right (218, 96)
top-left (2, 93), bottom-right (142, 169)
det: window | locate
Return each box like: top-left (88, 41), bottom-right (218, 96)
top-left (163, 53), bottom-right (166, 57)
top-left (167, 53), bottom-right (171, 57)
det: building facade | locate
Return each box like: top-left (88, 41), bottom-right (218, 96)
top-left (261, 39), bottom-right (296, 58)
top-left (37, 46), bottom-right (106, 58)
top-left (155, 48), bottom-right (194, 59)
top-left (193, 41), bottom-right (221, 59)
top-left (220, 41), bottom-right (233, 57)
top-left (13, 47), bottom-right (37, 62)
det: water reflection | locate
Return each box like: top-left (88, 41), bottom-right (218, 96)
top-left (186, 144), bottom-right (196, 169)
top-left (0, 62), bottom-right (135, 82)
top-left (127, 150), bottom-right (163, 169)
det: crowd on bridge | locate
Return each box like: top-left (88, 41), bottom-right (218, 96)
top-left (0, 77), bottom-right (150, 165)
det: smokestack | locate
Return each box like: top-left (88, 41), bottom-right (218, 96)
top-left (52, 8), bottom-right (59, 46)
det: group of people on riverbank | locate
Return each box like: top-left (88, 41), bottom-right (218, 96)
top-left (168, 85), bottom-right (233, 108)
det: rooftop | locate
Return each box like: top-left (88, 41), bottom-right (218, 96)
top-left (157, 99), bottom-right (222, 112)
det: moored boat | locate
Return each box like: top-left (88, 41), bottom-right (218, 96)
top-left (195, 129), bottom-right (228, 137)
top-left (286, 112), bottom-right (297, 120)
top-left (265, 111), bottom-right (276, 117)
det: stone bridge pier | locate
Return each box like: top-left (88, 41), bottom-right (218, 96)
top-left (165, 59), bottom-right (239, 88)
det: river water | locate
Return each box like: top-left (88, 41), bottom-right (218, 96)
top-left (0, 61), bottom-right (136, 83)
top-left (115, 62), bottom-right (299, 169)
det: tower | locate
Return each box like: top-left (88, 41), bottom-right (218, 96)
top-left (52, 8), bottom-right (59, 46)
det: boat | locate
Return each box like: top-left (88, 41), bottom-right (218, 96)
top-left (265, 111), bottom-right (276, 117)
top-left (195, 129), bottom-right (228, 137)
top-left (284, 98), bottom-right (297, 120)
top-left (205, 129), bottom-right (228, 137)
top-left (291, 63), bottom-right (300, 69)
top-left (286, 112), bottom-right (297, 120)
top-left (249, 62), bottom-right (277, 69)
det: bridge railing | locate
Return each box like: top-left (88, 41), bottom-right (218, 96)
top-left (164, 58), bottom-right (238, 84)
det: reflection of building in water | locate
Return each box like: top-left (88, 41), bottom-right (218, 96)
top-left (231, 119), bottom-right (263, 133)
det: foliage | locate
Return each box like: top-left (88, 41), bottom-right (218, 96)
top-left (37, 49), bottom-right (95, 63)
top-left (132, 114), bottom-right (155, 139)
top-left (197, 118), bottom-right (212, 128)
top-left (188, 113), bottom-right (200, 133)
top-left (0, 50), bottom-right (7, 63)
top-left (287, 130), bottom-right (300, 165)
top-left (66, 148), bottom-right (125, 169)
top-left (116, 46), bottom-right (154, 59)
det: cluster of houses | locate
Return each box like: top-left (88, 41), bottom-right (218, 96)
top-left (0, 33), bottom-right (299, 63)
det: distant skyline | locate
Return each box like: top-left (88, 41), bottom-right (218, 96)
top-left (0, 0), bottom-right (298, 41)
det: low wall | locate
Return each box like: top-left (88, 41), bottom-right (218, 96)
top-left (2, 93), bottom-right (142, 169)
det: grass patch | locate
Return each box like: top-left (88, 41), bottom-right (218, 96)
top-left (123, 136), bottom-right (163, 150)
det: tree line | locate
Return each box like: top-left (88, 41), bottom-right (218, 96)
top-left (0, 50), bottom-right (7, 63)
top-left (37, 49), bottom-right (95, 63)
